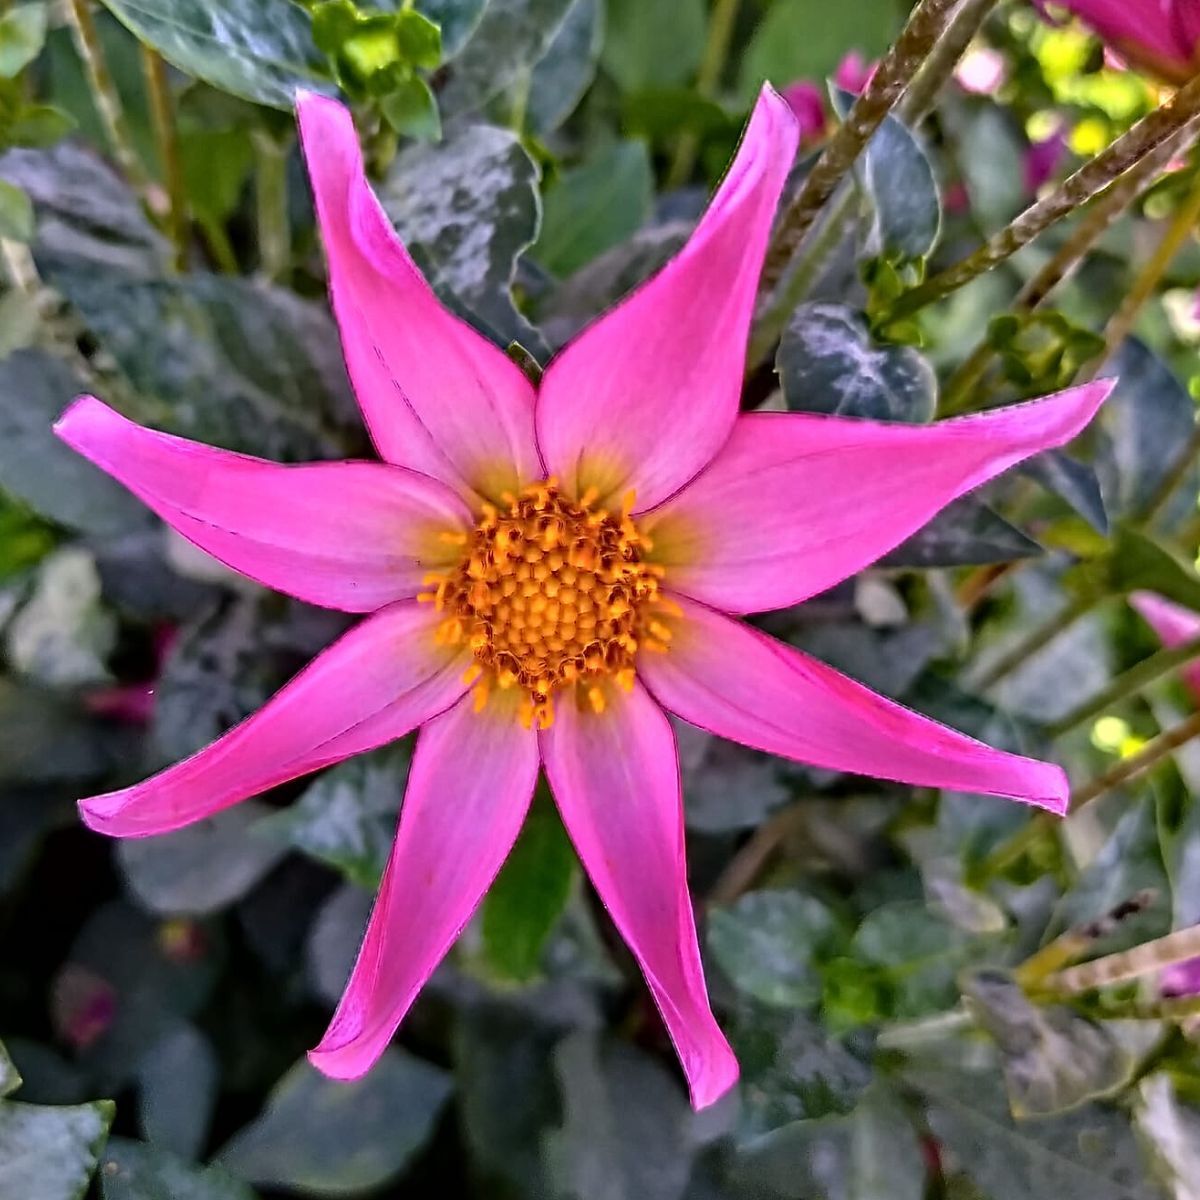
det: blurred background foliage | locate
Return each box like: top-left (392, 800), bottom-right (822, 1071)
top-left (3, 0), bottom-right (1200, 1197)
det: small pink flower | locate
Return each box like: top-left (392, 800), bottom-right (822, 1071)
top-left (1035, 0), bottom-right (1200, 85)
top-left (55, 89), bottom-right (1113, 1110)
top-left (1161, 956), bottom-right (1200, 996)
top-left (833, 49), bottom-right (877, 94)
top-left (956, 46), bottom-right (1009, 95)
top-left (781, 80), bottom-right (827, 145)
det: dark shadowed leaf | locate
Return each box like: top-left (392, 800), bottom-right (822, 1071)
top-left (953, 104), bottom-right (1028, 227)
top-left (1022, 450), bottom-right (1109, 534)
top-left (305, 883), bottom-right (373, 1007)
top-left (546, 1031), bottom-right (696, 1200)
top-left (217, 1052), bottom-right (453, 1195)
top-left (1095, 338), bottom-right (1196, 520)
top-left (100, 1138), bottom-right (256, 1200)
top-left (779, 302), bottom-right (936, 422)
top-left (261, 743), bottom-right (408, 889)
top-left (850, 1084), bottom-right (925, 1200)
top-left (117, 803), bottom-right (287, 917)
top-left (481, 790), bottom-right (577, 982)
top-left (0, 1096), bottom-right (114, 1200)
top-left (599, 0), bottom-right (703, 92)
top-left (831, 89), bottom-right (940, 261)
top-left (964, 971), bottom-right (1136, 1117)
top-left (53, 272), bottom-right (360, 460)
top-left (708, 890), bottom-right (838, 1009)
top-left (135, 1024), bottom-right (218, 1161)
top-left (527, 0), bottom-right (602, 134)
top-left (0, 350), bottom-right (151, 536)
top-left (883, 495), bottom-right (1042, 567)
top-left (379, 122), bottom-right (545, 353)
top-left (1107, 525), bottom-right (1200, 612)
top-left (97, 0), bottom-right (332, 108)
top-left (534, 140), bottom-right (651, 276)
top-left (438, 0), bottom-right (575, 116)
top-left (411, 0), bottom-right (486, 57)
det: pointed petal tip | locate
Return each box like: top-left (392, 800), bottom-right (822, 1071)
top-left (687, 1047), bottom-right (740, 1111)
top-left (1027, 762), bottom-right (1069, 817)
top-left (52, 394), bottom-right (108, 445)
top-left (307, 1038), bottom-right (372, 1083)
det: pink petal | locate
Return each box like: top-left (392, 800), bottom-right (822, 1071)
top-left (1130, 590), bottom-right (1200, 699)
top-left (540, 682), bottom-right (738, 1109)
top-left (296, 92), bottom-right (541, 502)
top-left (78, 602), bottom-right (470, 837)
top-left (644, 380), bottom-right (1112, 614)
top-left (310, 693), bottom-right (538, 1078)
top-left (535, 87), bottom-right (798, 512)
top-left (641, 597), bottom-right (1069, 813)
top-left (56, 396), bottom-right (471, 613)
top-left (1162, 955), bottom-right (1200, 997)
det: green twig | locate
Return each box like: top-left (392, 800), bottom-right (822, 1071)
top-left (971, 592), bottom-right (1101, 691)
top-left (141, 46), bottom-right (187, 273)
top-left (65, 0), bottom-right (150, 192)
top-left (893, 73), bottom-right (1200, 318)
top-left (253, 130), bottom-right (291, 282)
top-left (666, 0), bottom-right (742, 188)
top-left (1044, 631), bottom-right (1200, 739)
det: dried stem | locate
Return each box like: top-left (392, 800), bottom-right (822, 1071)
top-left (65, 0), bottom-right (149, 192)
top-left (750, 0), bottom-right (963, 364)
top-left (894, 73), bottom-right (1200, 317)
top-left (141, 47), bottom-right (187, 273)
top-left (1044, 631), bottom-right (1200, 739)
top-left (895, 0), bottom-right (999, 124)
top-left (1042, 922), bottom-right (1200, 995)
top-left (709, 803), bottom-right (805, 905)
top-left (666, 0), bottom-right (742, 188)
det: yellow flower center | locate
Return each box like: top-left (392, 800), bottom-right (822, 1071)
top-left (419, 480), bottom-right (676, 729)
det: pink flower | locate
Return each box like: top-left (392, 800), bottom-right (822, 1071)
top-left (781, 80), bottom-right (827, 145)
top-left (54, 88), bottom-right (1112, 1110)
top-left (834, 49), bottom-right (877, 93)
top-left (1036, 0), bottom-right (1200, 85)
top-left (956, 46), bottom-right (1009, 95)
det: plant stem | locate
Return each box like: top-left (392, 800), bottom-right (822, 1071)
top-left (253, 130), bottom-right (291, 282)
top-left (1084, 163), bottom-right (1200, 380)
top-left (895, 0), bottom-right (999, 124)
top-left (752, 0), bottom-right (962, 363)
top-left (666, 0), bottom-right (742, 188)
top-left (893, 73), bottom-right (1200, 317)
top-left (65, 0), bottom-right (150, 193)
top-left (141, 47), bottom-right (187, 273)
top-left (1045, 632), bottom-right (1200, 739)
top-left (971, 592), bottom-right (1101, 691)
top-left (1042, 922), bottom-right (1200, 994)
top-left (709, 802), bottom-right (806, 905)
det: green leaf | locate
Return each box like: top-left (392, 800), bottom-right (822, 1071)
top-left (708, 890), bottom-right (838, 1009)
top-left (480, 790), bottom-right (577, 982)
top-left (600, 0), bottom-right (703, 92)
top-left (0, 4), bottom-right (47, 77)
top-left (883, 495), bottom-right (1043, 567)
top-left (534, 140), bottom-right (651, 277)
top-left (117, 803), bottom-right (287, 917)
top-left (1137, 1075), bottom-right (1200, 1200)
top-left (1023, 450), bottom-right (1109, 535)
top-left (907, 1063), bottom-right (1156, 1200)
top-left (0, 1098), bottom-right (114, 1200)
top-left (261, 744), bottom-right (408, 889)
top-left (216, 1051), bottom-right (453, 1195)
top-left (526, 0), bottom-right (602, 135)
top-left (135, 1025), bottom-right (218, 1161)
top-left (305, 884), bottom-right (372, 1006)
top-left (54, 273), bottom-right (360, 460)
top-left (965, 971), bottom-right (1136, 1117)
top-left (100, 1138), bottom-right (256, 1200)
top-left (0, 1041), bottom-right (21, 1098)
top-left (438, 0), bottom-right (575, 116)
top-left (395, 8), bottom-right (441, 67)
top-left (1095, 337), bottom-right (1196, 520)
top-left (97, 0), bottom-right (333, 109)
top-left (831, 88), bottom-right (940, 262)
top-left (380, 73), bottom-right (441, 140)
top-left (738, 0), bottom-right (897, 103)
top-left (952, 104), bottom-right (1028, 226)
top-left (0, 352), bottom-right (151, 536)
top-left (0, 678), bottom-right (117, 786)
top-left (4, 99), bottom-right (74, 146)
top-left (1107, 525), bottom-right (1200, 612)
top-left (778, 302), bottom-right (937, 422)
top-left (178, 128), bottom-right (254, 226)
top-left (0, 176), bottom-right (31, 239)
top-left (379, 122), bottom-right (544, 352)
top-left (411, 0), bottom-right (486, 58)
top-left (850, 1085), bottom-right (926, 1200)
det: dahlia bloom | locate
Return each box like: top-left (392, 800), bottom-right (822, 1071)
top-left (56, 87), bottom-right (1113, 1109)
top-left (1038, 1), bottom-right (1200, 85)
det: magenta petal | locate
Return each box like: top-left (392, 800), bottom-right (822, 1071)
top-left (645, 380), bottom-right (1113, 614)
top-left (296, 92), bottom-right (540, 502)
top-left (78, 602), bottom-right (470, 837)
top-left (310, 696), bottom-right (538, 1079)
top-left (540, 682), bottom-right (739, 1109)
top-left (55, 396), bottom-right (471, 613)
top-left (1130, 590), bottom-right (1200, 699)
top-left (535, 86), bottom-right (798, 512)
top-left (641, 597), bottom-right (1069, 813)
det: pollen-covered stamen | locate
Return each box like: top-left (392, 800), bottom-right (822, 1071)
top-left (420, 480), bottom-right (674, 729)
